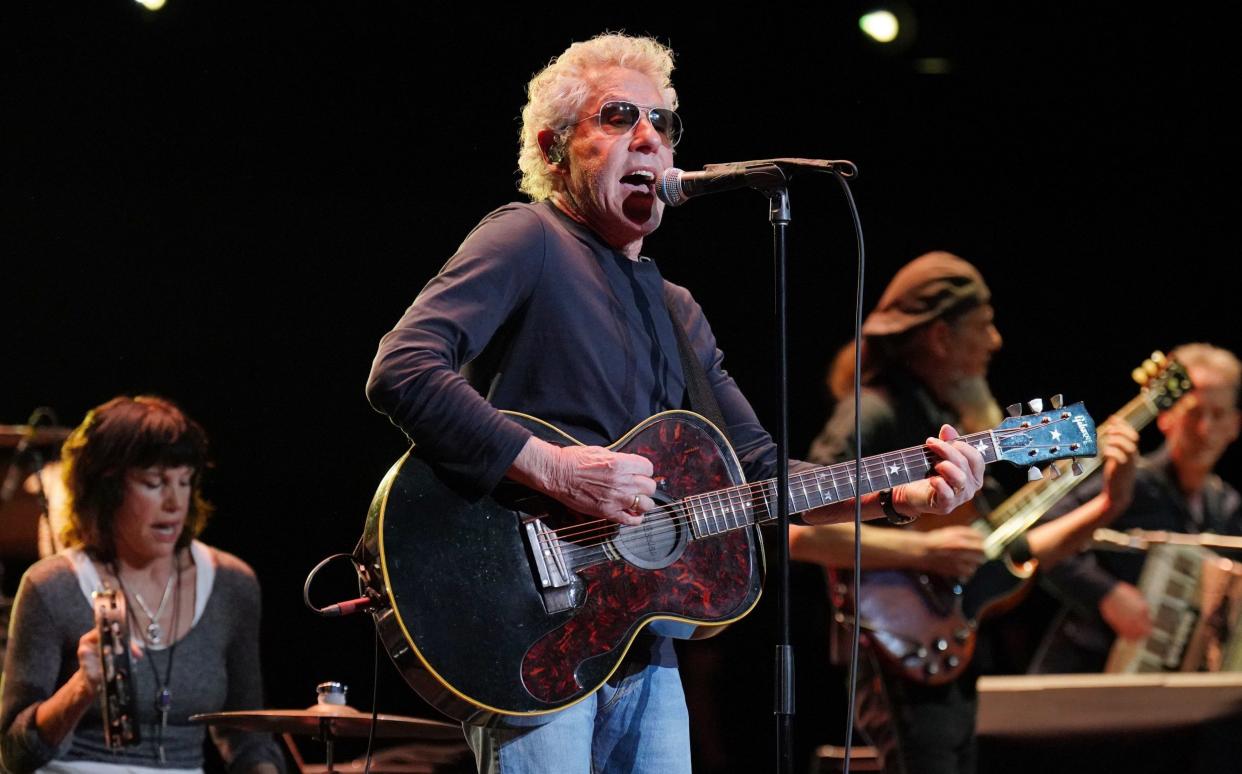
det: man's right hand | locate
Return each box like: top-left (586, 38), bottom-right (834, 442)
top-left (1099, 581), bottom-right (1153, 640)
top-left (915, 526), bottom-right (987, 579)
top-left (509, 437), bottom-right (657, 525)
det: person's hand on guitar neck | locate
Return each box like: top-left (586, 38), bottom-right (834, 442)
top-left (508, 436), bottom-right (657, 526)
top-left (876, 423), bottom-right (988, 523)
top-left (508, 423), bottom-right (984, 528)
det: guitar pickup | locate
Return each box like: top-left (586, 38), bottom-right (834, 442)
top-left (523, 518), bottom-right (584, 614)
top-left (524, 518), bottom-right (570, 589)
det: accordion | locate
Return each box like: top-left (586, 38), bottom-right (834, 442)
top-left (1106, 542), bottom-right (1242, 673)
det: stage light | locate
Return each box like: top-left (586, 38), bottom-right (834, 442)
top-left (135, 0), bottom-right (166, 10)
top-left (859, 10), bottom-right (900, 44)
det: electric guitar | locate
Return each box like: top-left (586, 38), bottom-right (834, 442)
top-left (357, 403), bottom-right (1096, 725)
top-left (837, 355), bottom-right (1190, 685)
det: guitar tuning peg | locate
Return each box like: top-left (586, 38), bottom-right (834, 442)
top-left (1050, 394), bottom-right (1064, 409)
top-left (1071, 460), bottom-right (1084, 476)
top-left (1048, 463), bottom-right (1062, 479)
top-left (1006, 403), bottom-right (1022, 418)
top-left (1027, 466), bottom-right (1044, 482)
top-left (1027, 398), bottom-right (1044, 413)
top-left (1132, 366), bottom-right (1149, 386)
top-left (1143, 358), bottom-right (1159, 376)
top-left (1151, 351), bottom-right (1166, 366)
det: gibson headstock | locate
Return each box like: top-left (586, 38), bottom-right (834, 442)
top-left (997, 398), bottom-right (1097, 481)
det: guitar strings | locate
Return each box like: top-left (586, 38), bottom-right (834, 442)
top-left (540, 440), bottom-right (951, 548)
top-left (537, 421), bottom-right (1075, 549)
top-left (986, 455), bottom-right (1105, 550)
top-left (544, 432), bottom-right (1084, 560)
top-left (538, 422), bottom-right (1087, 563)
top-left (540, 443), bottom-right (935, 545)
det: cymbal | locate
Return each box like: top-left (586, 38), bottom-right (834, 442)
top-left (0, 425), bottom-right (70, 450)
top-left (190, 705), bottom-right (461, 740)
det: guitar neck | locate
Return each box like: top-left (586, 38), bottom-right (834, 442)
top-left (682, 429), bottom-right (1003, 538)
top-left (982, 390), bottom-right (1160, 557)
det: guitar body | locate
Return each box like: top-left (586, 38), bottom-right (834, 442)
top-left (834, 568), bottom-right (975, 685)
top-left (356, 399), bottom-right (1095, 715)
top-left (357, 410), bottom-right (762, 726)
top-left (836, 541), bottom-right (1036, 685)
top-left (841, 360), bottom-right (1187, 684)
top-left (961, 554), bottom-right (1036, 622)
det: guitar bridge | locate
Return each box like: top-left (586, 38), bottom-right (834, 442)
top-left (523, 518), bottom-right (584, 614)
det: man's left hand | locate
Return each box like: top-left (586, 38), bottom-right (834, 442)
top-left (890, 424), bottom-right (986, 519)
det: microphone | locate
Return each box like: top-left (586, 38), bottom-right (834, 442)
top-left (657, 158), bottom-right (858, 207)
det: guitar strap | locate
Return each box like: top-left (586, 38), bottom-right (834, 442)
top-left (664, 294), bottom-right (732, 444)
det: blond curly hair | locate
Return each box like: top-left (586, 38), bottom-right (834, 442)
top-left (517, 33), bottom-right (678, 201)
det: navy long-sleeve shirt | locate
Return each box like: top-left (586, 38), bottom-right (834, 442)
top-left (366, 201), bottom-right (786, 497)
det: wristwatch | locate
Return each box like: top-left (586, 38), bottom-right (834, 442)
top-left (878, 488), bottom-right (917, 526)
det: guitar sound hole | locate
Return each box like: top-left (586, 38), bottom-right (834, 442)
top-left (613, 493), bottom-right (688, 570)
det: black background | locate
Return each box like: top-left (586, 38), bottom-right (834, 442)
top-left (3, 3), bottom-right (1240, 771)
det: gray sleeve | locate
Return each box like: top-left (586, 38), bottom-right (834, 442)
top-left (209, 566), bottom-right (286, 774)
top-left (1, 571), bottom-right (74, 774)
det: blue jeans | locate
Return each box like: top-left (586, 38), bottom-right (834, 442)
top-left (464, 662), bottom-right (691, 774)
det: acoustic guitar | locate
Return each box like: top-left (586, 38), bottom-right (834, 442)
top-left (357, 403), bottom-right (1096, 724)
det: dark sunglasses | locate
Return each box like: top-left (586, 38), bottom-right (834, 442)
top-left (563, 101), bottom-right (683, 148)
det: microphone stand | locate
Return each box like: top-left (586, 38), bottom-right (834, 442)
top-left (667, 158), bottom-right (858, 773)
top-left (750, 166), bottom-right (796, 774)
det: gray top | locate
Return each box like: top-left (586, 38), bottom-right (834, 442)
top-left (0, 546), bottom-right (285, 774)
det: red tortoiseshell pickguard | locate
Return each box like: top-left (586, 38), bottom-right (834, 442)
top-left (520, 415), bottom-right (759, 704)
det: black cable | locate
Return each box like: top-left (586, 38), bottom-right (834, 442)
top-left (302, 553), bottom-right (364, 616)
top-left (304, 550), bottom-right (382, 772)
top-left (832, 171), bottom-right (866, 774)
top-left (362, 613), bottom-right (380, 774)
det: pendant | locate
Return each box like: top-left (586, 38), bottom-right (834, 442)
top-left (147, 621), bottom-right (164, 645)
top-left (156, 687), bottom-right (171, 763)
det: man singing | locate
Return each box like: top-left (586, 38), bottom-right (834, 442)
top-left (366, 33), bottom-right (985, 774)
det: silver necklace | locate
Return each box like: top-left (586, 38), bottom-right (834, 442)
top-left (111, 555), bottom-right (181, 763)
top-left (129, 571), bottom-right (175, 645)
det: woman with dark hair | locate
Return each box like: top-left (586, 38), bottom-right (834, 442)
top-left (0, 396), bottom-right (284, 774)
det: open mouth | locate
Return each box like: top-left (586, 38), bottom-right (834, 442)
top-left (620, 169), bottom-right (656, 194)
top-left (152, 522), bottom-right (182, 539)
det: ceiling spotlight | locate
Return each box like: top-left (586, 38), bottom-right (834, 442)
top-left (859, 10), bottom-right (900, 44)
top-left (135, 0), bottom-right (167, 10)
